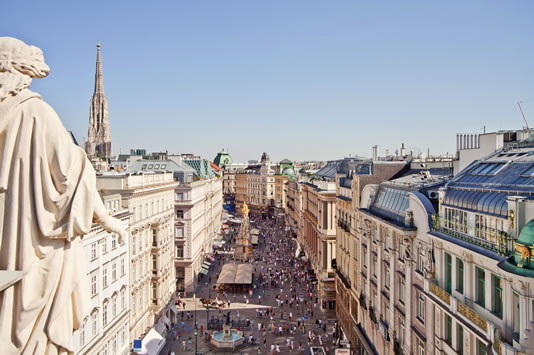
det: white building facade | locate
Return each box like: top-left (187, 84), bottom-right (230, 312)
top-left (72, 194), bottom-right (130, 355)
top-left (175, 176), bottom-right (223, 292)
top-left (97, 172), bottom-right (178, 342)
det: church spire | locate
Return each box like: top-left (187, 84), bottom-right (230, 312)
top-left (94, 41), bottom-right (104, 94)
top-left (86, 41), bottom-right (112, 161)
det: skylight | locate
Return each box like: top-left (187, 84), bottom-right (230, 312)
top-left (521, 165), bottom-right (534, 177)
top-left (470, 162), bottom-right (505, 176)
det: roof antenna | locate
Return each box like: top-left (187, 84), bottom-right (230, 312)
top-left (518, 100), bottom-right (530, 129)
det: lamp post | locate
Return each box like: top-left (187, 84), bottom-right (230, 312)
top-left (194, 293), bottom-right (198, 354)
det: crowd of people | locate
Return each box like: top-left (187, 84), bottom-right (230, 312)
top-left (168, 212), bottom-right (340, 354)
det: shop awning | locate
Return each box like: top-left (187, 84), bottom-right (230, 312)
top-left (139, 328), bottom-right (166, 355)
top-left (199, 268), bottom-right (209, 275)
top-left (202, 262), bottom-right (211, 269)
top-left (216, 263), bottom-right (253, 284)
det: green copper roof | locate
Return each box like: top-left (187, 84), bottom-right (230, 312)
top-left (214, 150), bottom-right (233, 168)
top-left (518, 219), bottom-right (534, 246)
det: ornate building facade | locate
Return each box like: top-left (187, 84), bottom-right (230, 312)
top-left (97, 172), bottom-right (178, 342)
top-left (72, 194), bottom-right (130, 355)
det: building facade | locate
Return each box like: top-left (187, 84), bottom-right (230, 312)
top-left (174, 176), bottom-right (223, 292)
top-left (97, 172), bottom-right (178, 342)
top-left (72, 194), bottom-right (130, 355)
top-left (299, 167), bottom-right (337, 309)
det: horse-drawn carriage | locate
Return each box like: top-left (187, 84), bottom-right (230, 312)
top-left (199, 298), bottom-right (225, 310)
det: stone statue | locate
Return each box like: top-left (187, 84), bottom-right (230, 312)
top-left (226, 311), bottom-right (231, 325)
top-left (0, 37), bottom-right (125, 354)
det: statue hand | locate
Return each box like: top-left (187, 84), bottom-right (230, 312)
top-left (100, 214), bottom-right (126, 244)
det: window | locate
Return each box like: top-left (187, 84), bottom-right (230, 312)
top-left (91, 243), bottom-right (97, 261)
top-left (112, 263), bottom-right (117, 282)
top-left (385, 230), bottom-right (391, 250)
top-left (384, 267), bottom-right (390, 289)
top-left (153, 255), bottom-right (157, 271)
top-left (362, 246), bottom-right (367, 269)
top-left (513, 292), bottom-right (520, 340)
top-left (102, 267), bottom-right (108, 288)
top-left (121, 327), bottom-right (126, 347)
top-left (444, 313), bottom-right (452, 345)
top-left (153, 283), bottom-right (157, 300)
top-left (121, 289), bottom-right (126, 310)
top-left (121, 257), bottom-right (125, 276)
top-left (176, 192), bottom-right (184, 200)
top-left (477, 339), bottom-right (487, 355)
top-left (176, 245), bottom-right (184, 258)
top-left (457, 258), bottom-right (464, 294)
top-left (101, 240), bottom-right (107, 254)
top-left (103, 302), bottom-right (108, 327)
top-left (417, 342), bottom-right (425, 355)
top-left (91, 272), bottom-right (97, 297)
top-left (152, 229), bottom-right (157, 246)
top-left (457, 323), bottom-right (464, 354)
top-left (492, 275), bottom-right (503, 318)
top-left (399, 277), bottom-right (405, 304)
top-left (417, 249), bottom-right (424, 272)
top-left (111, 234), bottom-right (117, 249)
top-left (112, 296), bottom-right (117, 318)
top-left (80, 319), bottom-right (86, 347)
top-left (476, 267), bottom-right (485, 307)
top-left (417, 292), bottom-right (425, 323)
top-left (445, 252), bottom-right (452, 293)
top-left (176, 210), bottom-right (184, 219)
top-left (176, 227), bottom-right (184, 238)
top-left (372, 254), bottom-right (377, 277)
top-left (92, 312), bottom-right (98, 337)
top-left (132, 236), bottom-right (136, 255)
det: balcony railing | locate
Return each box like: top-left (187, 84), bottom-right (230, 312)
top-left (429, 281), bottom-right (451, 305)
top-left (431, 214), bottom-right (514, 256)
top-left (457, 302), bottom-right (488, 333)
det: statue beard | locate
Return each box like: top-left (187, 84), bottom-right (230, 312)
top-left (0, 71), bottom-right (32, 103)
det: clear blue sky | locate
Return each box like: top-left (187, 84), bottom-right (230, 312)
top-left (3, 1), bottom-right (534, 162)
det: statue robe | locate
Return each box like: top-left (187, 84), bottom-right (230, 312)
top-left (0, 89), bottom-right (100, 354)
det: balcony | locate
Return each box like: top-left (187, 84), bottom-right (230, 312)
top-left (336, 269), bottom-right (351, 289)
top-left (431, 214), bottom-right (514, 256)
top-left (337, 220), bottom-right (350, 233)
top-left (425, 279), bottom-right (491, 338)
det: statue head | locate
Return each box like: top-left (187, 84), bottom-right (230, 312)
top-left (0, 37), bottom-right (50, 102)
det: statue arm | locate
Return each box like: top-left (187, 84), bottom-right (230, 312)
top-left (93, 197), bottom-right (126, 243)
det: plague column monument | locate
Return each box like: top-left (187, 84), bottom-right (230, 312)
top-left (0, 37), bottom-right (124, 354)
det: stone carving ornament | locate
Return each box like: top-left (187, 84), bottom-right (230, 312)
top-left (0, 37), bottom-right (124, 354)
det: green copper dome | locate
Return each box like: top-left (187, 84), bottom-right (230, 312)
top-left (518, 219), bottom-right (534, 246)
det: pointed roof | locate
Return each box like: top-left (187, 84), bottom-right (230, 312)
top-left (94, 41), bottom-right (104, 94)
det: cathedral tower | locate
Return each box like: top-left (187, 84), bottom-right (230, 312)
top-left (86, 41), bottom-right (112, 158)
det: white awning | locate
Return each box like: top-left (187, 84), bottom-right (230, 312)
top-left (139, 328), bottom-right (166, 355)
top-left (216, 263), bottom-right (253, 285)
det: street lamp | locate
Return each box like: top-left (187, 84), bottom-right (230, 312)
top-left (194, 294), bottom-right (198, 354)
